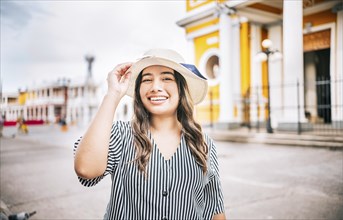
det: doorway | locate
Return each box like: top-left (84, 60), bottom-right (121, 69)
top-left (304, 48), bottom-right (331, 123)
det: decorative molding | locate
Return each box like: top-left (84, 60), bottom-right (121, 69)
top-left (177, 4), bottom-right (216, 27)
top-left (303, 29), bottom-right (331, 52)
top-left (303, 0), bottom-right (339, 16)
top-left (303, 0), bottom-right (316, 9)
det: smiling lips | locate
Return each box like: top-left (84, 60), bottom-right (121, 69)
top-left (148, 96), bottom-right (168, 104)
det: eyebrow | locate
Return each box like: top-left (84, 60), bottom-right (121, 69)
top-left (141, 71), bottom-right (174, 77)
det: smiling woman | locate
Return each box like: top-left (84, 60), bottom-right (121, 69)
top-left (73, 48), bottom-right (226, 220)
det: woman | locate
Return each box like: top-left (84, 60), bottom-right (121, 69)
top-left (74, 49), bottom-right (226, 220)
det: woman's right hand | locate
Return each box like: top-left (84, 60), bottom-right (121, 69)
top-left (107, 62), bottom-right (133, 98)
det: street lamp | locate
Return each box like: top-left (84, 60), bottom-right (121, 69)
top-left (256, 39), bottom-right (282, 133)
top-left (85, 54), bottom-right (95, 80)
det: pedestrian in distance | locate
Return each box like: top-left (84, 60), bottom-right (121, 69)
top-left (0, 114), bottom-right (4, 138)
top-left (73, 49), bottom-right (226, 220)
top-left (17, 116), bottom-right (28, 134)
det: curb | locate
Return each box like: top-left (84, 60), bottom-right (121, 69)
top-left (207, 130), bottom-right (343, 149)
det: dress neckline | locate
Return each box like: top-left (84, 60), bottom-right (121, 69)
top-left (148, 130), bottom-right (184, 161)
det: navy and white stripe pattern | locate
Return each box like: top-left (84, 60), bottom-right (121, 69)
top-left (74, 121), bottom-right (224, 220)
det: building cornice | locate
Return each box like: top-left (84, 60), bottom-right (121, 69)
top-left (176, 4), bottom-right (217, 28)
top-left (304, 0), bottom-right (341, 15)
top-left (224, 0), bottom-right (261, 9)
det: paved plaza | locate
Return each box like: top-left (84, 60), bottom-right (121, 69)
top-left (1, 125), bottom-right (343, 219)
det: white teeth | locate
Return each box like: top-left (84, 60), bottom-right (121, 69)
top-left (150, 97), bottom-right (167, 101)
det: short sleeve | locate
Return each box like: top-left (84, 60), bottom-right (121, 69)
top-left (73, 121), bottom-right (127, 187)
top-left (202, 135), bottom-right (225, 219)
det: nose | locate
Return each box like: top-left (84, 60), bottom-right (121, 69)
top-left (150, 79), bottom-right (163, 92)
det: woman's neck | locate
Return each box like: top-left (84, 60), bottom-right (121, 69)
top-left (150, 115), bottom-right (181, 134)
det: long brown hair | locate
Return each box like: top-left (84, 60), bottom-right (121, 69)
top-left (131, 70), bottom-right (208, 175)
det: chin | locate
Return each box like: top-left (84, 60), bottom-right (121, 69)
top-left (146, 108), bottom-right (177, 117)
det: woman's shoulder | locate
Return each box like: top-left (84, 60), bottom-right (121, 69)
top-left (203, 132), bottom-right (214, 148)
top-left (202, 132), bottom-right (218, 160)
top-left (202, 132), bottom-right (222, 179)
top-left (113, 120), bottom-right (131, 126)
top-left (111, 120), bottom-right (133, 134)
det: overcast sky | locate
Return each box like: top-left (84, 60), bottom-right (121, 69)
top-left (1, 0), bottom-right (192, 93)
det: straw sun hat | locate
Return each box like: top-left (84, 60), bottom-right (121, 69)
top-left (126, 49), bottom-right (208, 104)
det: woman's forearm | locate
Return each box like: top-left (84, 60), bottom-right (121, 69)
top-left (213, 213), bottom-right (226, 220)
top-left (74, 93), bottom-right (121, 179)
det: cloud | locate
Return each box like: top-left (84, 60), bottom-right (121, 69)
top-left (1, 1), bottom-right (50, 32)
top-left (1, 1), bottom-right (33, 30)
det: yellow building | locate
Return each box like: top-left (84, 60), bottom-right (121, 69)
top-left (177, 0), bottom-right (343, 133)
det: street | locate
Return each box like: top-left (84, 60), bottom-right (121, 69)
top-left (1, 125), bottom-right (343, 219)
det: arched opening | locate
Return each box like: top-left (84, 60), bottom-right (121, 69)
top-left (205, 55), bottom-right (220, 80)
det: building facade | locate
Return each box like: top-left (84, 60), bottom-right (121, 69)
top-left (1, 77), bottom-right (100, 126)
top-left (177, 0), bottom-right (343, 133)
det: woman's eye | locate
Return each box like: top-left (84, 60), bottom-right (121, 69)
top-left (142, 79), bottom-right (152, 83)
top-left (163, 77), bottom-right (173, 81)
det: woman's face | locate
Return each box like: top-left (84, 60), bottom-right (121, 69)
top-left (139, 65), bottom-right (179, 117)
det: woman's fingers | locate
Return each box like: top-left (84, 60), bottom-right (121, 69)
top-left (121, 70), bottom-right (132, 84)
top-left (106, 62), bottom-right (133, 96)
top-left (113, 62), bottom-right (133, 78)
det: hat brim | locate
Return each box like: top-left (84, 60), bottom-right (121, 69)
top-left (126, 56), bottom-right (208, 105)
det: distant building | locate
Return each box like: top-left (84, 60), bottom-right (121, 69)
top-left (1, 54), bottom-right (103, 126)
top-left (1, 77), bottom-right (100, 126)
top-left (1, 53), bottom-right (134, 127)
top-left (177, 0), bottom-right (343, 133)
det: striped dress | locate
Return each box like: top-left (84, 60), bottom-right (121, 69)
top-left (74, 121), bottom-right (225, 220)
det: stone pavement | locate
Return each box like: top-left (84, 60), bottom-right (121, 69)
top-left (1, 124), bottom-right (343, 219)
top-left (1, 125), bottom-right (110, 219)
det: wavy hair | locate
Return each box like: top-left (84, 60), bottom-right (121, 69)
top-left (131, 70), bottom-right (208, 175)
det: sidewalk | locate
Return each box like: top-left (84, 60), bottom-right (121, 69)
top-left (205, 127), bottom-right (343, 149)
top-left (3, 124), bottom-right (342, 149)
top-left (1, 124), bottom-right (86, 148)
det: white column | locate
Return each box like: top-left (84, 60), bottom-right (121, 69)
top-left (49, 88), bottom-right (53, 99)
top-left (78, 87), bottom-right (82, 98)
top-left (42, 106), bottom-right (46, 121)
top-left (232, 16), bottom-right (241, 122)
top-left (28, 108), bottom-right (32, 120)
top-left (268, 25), bottom-right (283, 127)
top-left (66, 106), bottom-right (71, 124)
top-left (70, 107), bottom-right (75, 124)
top-left (9, 109), bottom-right (12, 121)
top-left (185, 38), bottom-right (195, 65)
top-left (8, 109), bottom-right (12, 121)
top-left (337, 11), bottom-right (343, 82)
top-left (218, 12), bottom-right (234, 125)
top-left (23, 108), bottom-right (27, 121)
top-left (333, 10), bottom-right (343, 124)
top-left (38, 106), bottom-right (42, 120)
top-left (282, 0), bottom-right (306, 123)
top-left (250, 24), bottom-right (264, 124)
top-left (48, 105), bottom-right (55, 123)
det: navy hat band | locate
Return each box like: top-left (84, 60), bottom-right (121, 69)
top-left (180, 63), bottom-right (207, 80)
